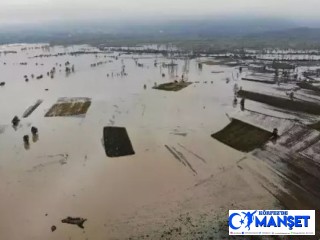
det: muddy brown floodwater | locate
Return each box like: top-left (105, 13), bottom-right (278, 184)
top-left (0, 44), bottom-right (319, 239)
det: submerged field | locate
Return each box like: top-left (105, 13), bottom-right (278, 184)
top-left (0, 44), bottom-right (319, 239)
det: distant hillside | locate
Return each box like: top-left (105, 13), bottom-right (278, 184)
top-left (248, 27), bottom-right (320, 40)
top-left (238, 27), bottom-right (320, 49)
top-left (0, 19), bottom-right (320, 50)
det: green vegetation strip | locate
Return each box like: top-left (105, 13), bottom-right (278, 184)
top-left (212, 119), bottom-right (272, 152)
top-left (45, 101), bottom-right (91, 117)
top-left (103, 127), bottom-right (135, 157)
top-left (202, 60), bottom-right (239, 67)
top-left (153, 82), bottom-right (192, 92)
top-left (238, 90), bottom-right (320, 115)
top-left (297, 81), bottom-right (320, 93)
top-left (272, 61), bottom-right (295, 70)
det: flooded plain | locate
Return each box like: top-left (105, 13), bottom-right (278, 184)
top-left (0, 44), bottom-right (319, 239)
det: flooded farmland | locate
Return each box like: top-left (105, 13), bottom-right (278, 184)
top-left (0, 44), bottom-right (320, 239)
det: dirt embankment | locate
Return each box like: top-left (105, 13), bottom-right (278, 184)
top-left (238, 90), bottom-right (320, 115)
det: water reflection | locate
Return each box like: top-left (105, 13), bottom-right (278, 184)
top-left (23, 135), bottom-right (29, 142)
top-left (23, 142), bottom-right (30, 150)
top-left (232, 97), bottom-right (238, 108)
top-left (32, 134), bottom-right (39, 143)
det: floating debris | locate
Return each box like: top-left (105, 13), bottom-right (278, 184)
top-left (51, 226), bottom-right (56, 232)
top-left (103, 127), bottom-right (135, 157)
top-left (22, 100), bottom-right (43, 118)
top-left (170, 132), bottom-right (188, 137)
top-left (61, 217), bottom-right (87, 229)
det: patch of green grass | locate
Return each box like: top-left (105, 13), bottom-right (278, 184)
top-left (45, 100), bottom-right (91, 117)
top-left (153, 82), bottom-right (192, 92)
top-left (103, 127), bottom-right (135, 157)
top-left (212, 119), bottom-right (272, 152)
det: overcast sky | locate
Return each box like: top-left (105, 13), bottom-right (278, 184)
top-left (0, 0), bottom-right (319, 24)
